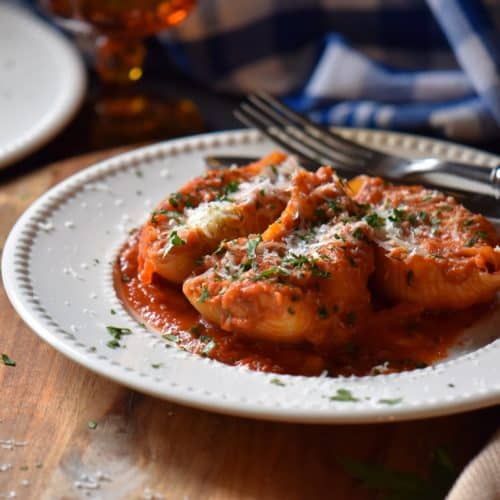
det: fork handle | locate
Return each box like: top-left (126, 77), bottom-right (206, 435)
top-left (404, 159), bottom-right (500, 198)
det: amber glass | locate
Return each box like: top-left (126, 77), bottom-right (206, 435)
top-left (39, 0), bottom-right (203, 147)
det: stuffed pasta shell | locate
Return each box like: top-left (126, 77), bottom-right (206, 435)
top-left (349, 175), bottom-right (500, 309)
top-left (138, 151), bottom-right (300, 284)
top-left (183, 167), bottom-right (375, 347)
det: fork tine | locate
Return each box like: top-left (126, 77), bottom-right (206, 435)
top-left (253, 91), bottom-right (379, 161)
top-left (234, 106), bottom-right (366, 176)
top-left (242, 99), bottom-right (363, 168)
top-left (240, 102), bottom-right (360, 168)
top-left (234, 109), bottom-right (323, 169)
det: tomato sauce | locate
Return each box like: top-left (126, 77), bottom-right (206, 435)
top-left (115, 232), bottom-right (495, 377)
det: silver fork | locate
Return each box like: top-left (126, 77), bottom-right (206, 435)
top-left (234, 92), bottom-right (500, 199)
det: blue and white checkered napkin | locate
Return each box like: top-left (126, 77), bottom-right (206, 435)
top-left (162, 0), bottom-right (500, 142)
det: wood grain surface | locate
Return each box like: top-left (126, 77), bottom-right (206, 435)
top-left (1, 149), bottom-right (499, 500)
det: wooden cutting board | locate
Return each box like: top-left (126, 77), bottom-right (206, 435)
top-left (1, 149), bottom-right (499, 500)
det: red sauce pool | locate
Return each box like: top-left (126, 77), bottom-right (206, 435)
top-left (114, 232), bottom-right (494, 377)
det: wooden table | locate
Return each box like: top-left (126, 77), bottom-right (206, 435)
top-left (1, 149), bottom-right (499, 500)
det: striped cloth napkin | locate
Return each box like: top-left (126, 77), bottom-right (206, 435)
top-left (161, 0), bottom-right (500, 142)
top-left (447, 430), bottom-right (500, 499)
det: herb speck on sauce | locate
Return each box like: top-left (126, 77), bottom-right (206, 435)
top-left (317, 306), bottom-right (329, 319)
top-left (198, 286), bottom-right (211, 303)
top-left (406, 270), bottom-right (415, 287)
top-left (87, 420), bottom-right (98, 430)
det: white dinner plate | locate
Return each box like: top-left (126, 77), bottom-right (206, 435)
top-left (0, 3), bottom-right (85, 168)
top-left (3, 129), bottom-right (500, 423)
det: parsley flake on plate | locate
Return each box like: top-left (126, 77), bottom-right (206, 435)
top-left (270, 378), bottom-right (286, 387)
top-left (378, 398), bottom-right (403, 406)
top-left (330, 388), bottom-right (359, 402)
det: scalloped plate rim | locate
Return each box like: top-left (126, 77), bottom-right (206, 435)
top-left (2, 128), bottom-right (500, 424)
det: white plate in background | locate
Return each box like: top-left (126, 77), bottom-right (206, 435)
top-left (2, 129), bottom-right (500, 423)
top-left (0, 3), bottom-right (85, 168)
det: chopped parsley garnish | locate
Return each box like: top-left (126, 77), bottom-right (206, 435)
top-left (418, 211), bottom-right (429, 222)
top-left (87, 420), bottom-right (98, 430)
top-left (198, 286), bottom-right (211, 303)
top-left (201, 339), bottom-right (216, 355)
top-left (463, 220), bottom-right (474, 227)
top-left (240, 261), bottom-right (252, 272)
top-left (106, 339), bottom-right (121, 349)
top-left (214, 240), bottom-right (227, 256)
top-left (430, 217), bottom-right (441, 226)
top-left (378, 398), bottom-right (403, 405)
top-left (330, 388), bottom-right (359, 402)
top-left (327, 199), bottom-right (342, 213)
top-left (189, 324), bottom-right (202, 335)
top-left (430, 253), bottom-right (444, 259)
top-left (407, 213), bottom-right (418, 225)
top-left (110, 309), bottom-right (116, 315)
top-left (121, 274), bottom-right (131, 283)
top-left (317, 306), bottom-right (329, 319)
top-left (168, 193), bottom-right (181, 208)
top-left (311, 265), bottom-right (331, 278)
top-left (163, 334), bottom-right (179, 343)
top-left (106, 326), bottom-right (132, 349)
top-left (314, 207), bottom-right (328, 222)
top-left (135, 170), bottom-right (143, 178)
top-left (1, 353), bottom-right (16, 367)
top-left (246, 235), bottom-right (261, 259)
top-left (283, 253), bottom-right (310, 268)
top-left (352, 227), bottom-right (369, 242)
top-left (150, 208), bottom-right (182, 224)
top-left (406, 270), bottom-right (415, 286)
top-left (256, 254), bottom-right (331, 280)
top-left (364, 213), bottom-right (385, 228)
top-left (465, 231), bottom-right (488, 247)
top-left (169, 231), bottom-right (186, 247)
top-left (218, 181), bottom-right (240, 200)
top-left (254, 266), bottom-right (290, 280)
top-left (106, 326), bottom-right (132, 338)
top-left (388, 208), bottom-right (405, 223)
top-left (345, 312), bottom-right (357, 327)
top-left (151, 363), bottom-right (162, 369)
top-left (270, 378), bottom-right (286, 387)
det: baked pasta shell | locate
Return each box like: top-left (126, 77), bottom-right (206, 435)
top-left (138, 151), bottom-right (294, 284)
top-left (350, 175), bottom-right (500, 309)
